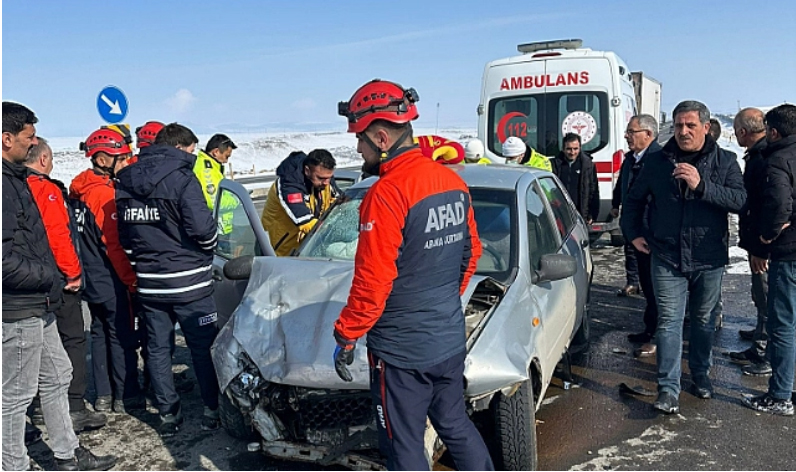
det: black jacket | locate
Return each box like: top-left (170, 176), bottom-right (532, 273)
top-left (622, 136), bottom-right (746, 272)
top-left (2, 159), bottom-right (63, 320)
top-left (737, 137), bottom-right (770, 258)
top-left (759, 135), bottom-right (796, 261)
top-left (551, 151), bottom-right (600, 221)
top-left (115, 145), bottom-right (218, 303)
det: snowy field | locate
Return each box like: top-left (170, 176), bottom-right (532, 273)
top-left (47, 127), bottom-right (478, 187)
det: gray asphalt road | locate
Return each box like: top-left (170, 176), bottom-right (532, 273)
top-left (28, 236), bottom-right (794, 470)
top-left (536, 238), bottom-right (795, 471)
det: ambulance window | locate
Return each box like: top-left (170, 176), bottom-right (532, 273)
top-left (488, 91), bottom-right (609, 158)
top-left (555, 92), bottom-right (609, 155)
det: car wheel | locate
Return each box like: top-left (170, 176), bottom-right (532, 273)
top-left (219, 392), bottom-right (256, 441)
top-left (492, 379), bottom-right (537, 471)
top-left (609, 229), bottom-right (625, 247)
top-left (570, 298), bottom-right (591, 353)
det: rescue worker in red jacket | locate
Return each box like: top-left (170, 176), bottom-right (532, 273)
top-left (334, 79), bottom-right (492, 471)
top-left (69, 128), bottom-right (144, 414)
top-left (25, 137), bottom-right (108, 432)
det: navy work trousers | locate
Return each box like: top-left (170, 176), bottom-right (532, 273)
top-left (141, 295), bottom-right (219, 415)
top-left (368, 349), bottom-right (494, 471)
top-left (88, 283), bottom-right (142, 401)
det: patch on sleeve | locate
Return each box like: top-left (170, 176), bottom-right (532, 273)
top-left (287, 193), bottom-right (303, 204)
top-left (198, 312), bottom-right (218, 327)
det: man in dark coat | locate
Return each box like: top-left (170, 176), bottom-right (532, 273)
top-left (611, 114), bottom-right (661, 356)
top-left (622, 100), bottom-right (746, 415)
top-left (727, 108), bottom-right (771, 375)
top-left (116, 123), bottom-right (221, 437)
top-left (551, 132), bottom-right (599, 224)
top-left (742, 104), bottom-right (796, 416)
top-left (3, 101), bottom-right (115, 471)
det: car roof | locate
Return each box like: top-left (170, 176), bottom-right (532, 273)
top-left (347, 162), bottom-right (550, 192)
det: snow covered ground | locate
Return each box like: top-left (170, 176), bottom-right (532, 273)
top-left (47, 127), bottom-right (478, 187)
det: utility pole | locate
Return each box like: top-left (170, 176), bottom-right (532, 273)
top-left (435, 102), bottom-right (440, 135)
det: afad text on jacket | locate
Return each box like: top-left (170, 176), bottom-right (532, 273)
top-left (334, 147), bottom-right (482, 370)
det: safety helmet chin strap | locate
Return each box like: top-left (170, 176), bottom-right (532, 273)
top-left (92, 154), bottom-right (122, 178)
top-left (361, 127), bottom-right (415, 162)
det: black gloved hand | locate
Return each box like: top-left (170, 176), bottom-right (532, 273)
top-left (333, 345), bottom-right (355, 382)
top-left (333, 330), bottom-right (356, 382)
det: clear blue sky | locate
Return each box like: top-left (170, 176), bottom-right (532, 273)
top-left (3, 0), bottom-right (794, 137)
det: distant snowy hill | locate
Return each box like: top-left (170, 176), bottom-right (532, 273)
top-left (49, 127), bottom-right (478, 187)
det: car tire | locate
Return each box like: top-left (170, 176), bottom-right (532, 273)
top-left (219, 392), bottom-right (256, 441)
top-left (610, 229), bottom-right (625, 247)
top-left (492, 379), bottom-right (537, 471)
top-left (570, 298), bottom-right (591, 354)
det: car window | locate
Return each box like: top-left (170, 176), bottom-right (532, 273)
top-left (537, 177), bottom-right (576, 240)
top-left (215, 188), bottom-right (260, 260)
top-left (299, 197), bottom-right (361, 260)
top-left (298, 187), bottom-right (517, 284)
top-left (470, 189), bottom-right (515, 281)
top-left (527, 184), bottom-right (561, 270)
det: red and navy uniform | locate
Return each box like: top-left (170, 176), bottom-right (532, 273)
top-left (28, 171), bottom-right (90, 412)
top-left (69, 169), bottom-right (141, 402)
top-left (334, 147), bottom-right (491, 470)
top-left (335, 147), bottom-right (481, 368)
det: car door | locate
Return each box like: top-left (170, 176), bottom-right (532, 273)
top-left (525, 181), bottom-right (577, 368)
top-left (537, 177), bottom-right (591, 337)
top-left (212, 179), bottom-right (274, 327)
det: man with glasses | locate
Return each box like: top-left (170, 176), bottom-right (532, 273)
top-left (622, 101), bottom-right (745, 414)
top-left (260, 149), bottom-right (340, 256)
top-left (612, 115), bottom-right (661, 357)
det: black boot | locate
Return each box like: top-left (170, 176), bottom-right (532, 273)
top-left (71, 408), bottom-right (107, 432)
top-left (54, 445), bottom-right (117, 471)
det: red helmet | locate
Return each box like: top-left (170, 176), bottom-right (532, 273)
top-left (80, 128), bottom-right (132, 158)
top-left (135, 121), bottom-right (164, 148)
top-left (338, 79), bottom-right (419, 133)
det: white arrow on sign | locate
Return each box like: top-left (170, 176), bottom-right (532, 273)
top-left (100, 94), bottom-right (123, 115)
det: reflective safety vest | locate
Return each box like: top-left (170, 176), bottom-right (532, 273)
top-left (193, 150), bottom-right (236, 234)
top-left (467, 157), bottom-right (492, 165)
top-left (525, 148), bottom-right (552, 171)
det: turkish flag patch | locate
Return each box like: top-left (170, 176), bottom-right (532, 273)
top-left (287, 193), bottom-right (303, 204)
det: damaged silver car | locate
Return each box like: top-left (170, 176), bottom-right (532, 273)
top-left (209, 164), bottom-right (593, 470)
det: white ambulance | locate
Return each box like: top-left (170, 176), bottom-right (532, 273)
top-left (477, 39), bottom-right (637, 240)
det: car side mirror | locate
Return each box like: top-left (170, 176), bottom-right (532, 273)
top-left (224, 255), bottom-right (254, 280)
top-left (532, 254), bottom-right (577, 283)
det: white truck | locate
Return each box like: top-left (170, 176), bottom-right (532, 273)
top-left (477, 39), bottom-right (651, 242)
top-left (631, 71), bottom-right (663, 128)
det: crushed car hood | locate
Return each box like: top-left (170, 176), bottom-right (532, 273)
top-left (213, 257), bottom-right (490, 391)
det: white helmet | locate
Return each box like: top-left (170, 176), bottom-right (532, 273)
top-left (502, 136), bottom-right (526, 159)
top-left (464, 139), bottom-right (485, 162)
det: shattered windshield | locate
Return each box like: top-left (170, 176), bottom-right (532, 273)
top-left (299, 188), bottom-right (516, 283)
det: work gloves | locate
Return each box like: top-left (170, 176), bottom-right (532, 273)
top-left (297, 218), bottom-right (318, 243)
top-left (333, 330), bottom-right (356, 382)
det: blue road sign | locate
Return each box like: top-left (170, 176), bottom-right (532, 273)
top-left (96, 86), bottom-right (129, 124)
